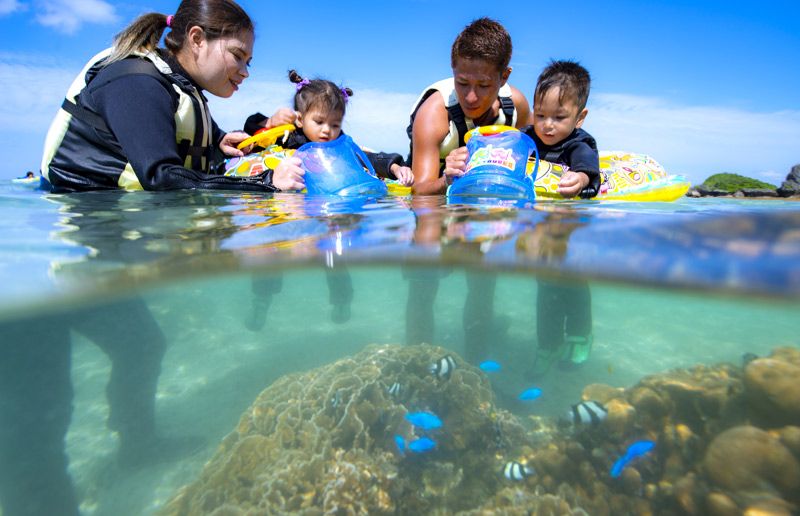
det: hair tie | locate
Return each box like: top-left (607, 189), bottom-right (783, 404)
top-left (341, 88), bottom-right (350, 103)
top-left (296, 78), bottom-right (310, 92)
top-left (166, 15), bottom-right (173, 28)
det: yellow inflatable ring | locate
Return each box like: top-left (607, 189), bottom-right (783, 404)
top-left (464, 125), bottom-right (518, 144)
top-left (236, 124), bottom-right (297, 150)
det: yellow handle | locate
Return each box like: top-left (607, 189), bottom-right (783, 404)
top-left (464, 125), bottom-right (518, 144)
top-left (237, 124), bottom-right (296, 150)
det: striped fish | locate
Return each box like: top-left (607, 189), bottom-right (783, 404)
top-left (388, 382), bottom-right (402, 396)
top-left (503, 460), bottom-right (534, 480)
top-left (570, 401), bottom-right (608, 426)
top-left (430, 355), bottom-right (456, 379)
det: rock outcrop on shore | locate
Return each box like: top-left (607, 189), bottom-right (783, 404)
top-left (777, 164), bottom-right (800, 197)
top-left (686, 164), bottom-right (800, 199)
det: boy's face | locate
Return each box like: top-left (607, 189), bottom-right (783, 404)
top-left (452, 58), bottom-right (511, 122)
top-left (532, 86), bottom-right (588, 146)
top-left (295, 108), bottom-right (343, 143)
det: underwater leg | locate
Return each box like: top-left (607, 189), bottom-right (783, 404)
top-left (0, 316), bottom-right (80, 516)
top-left (526, 279), bottom-right (568, 380)
top-left (326, 265), bottom-right (353, 324)
top-left (463, 270), bottom-right (497, 364)
top-left (560, 281), bottom-right (593, 369)
top-left (75, 296), bottom-right (203, 469)
top-left (405, 270), bottom-right (439, 346)
top-left (246, 274), bottom-right (284, 331)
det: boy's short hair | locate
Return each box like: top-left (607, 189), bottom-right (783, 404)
top-left (535, 60), bottom-right (591, 111)
top-left (451, 17), bottom-right (512, 73)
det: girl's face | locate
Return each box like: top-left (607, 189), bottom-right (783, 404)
top-left (296, 108), bottom-right (344, 142)
top-left (189, 28), bottom-right (253, 98)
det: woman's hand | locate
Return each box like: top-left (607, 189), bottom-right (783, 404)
top-left (557, 170), bottom-right (590, 198)
top-left (220, 131), bottom-right (253, 156)
top-left (263, 108), bottom-right (296, 129)
top-left (443, 147), bottom-right (469, 184)
top-left (272, 157), bottom-right (305, 191)
top-left (390, 164), bottom-right (415, 186)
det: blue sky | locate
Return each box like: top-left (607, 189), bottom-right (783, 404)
top-left (1, 0), bottom-right (798, 186)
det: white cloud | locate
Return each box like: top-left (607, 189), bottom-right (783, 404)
top-left (35, 0), bottom-right (118, 34)
top-left (3, 56), bottom-right (798, 186)
top-left (0, 54), bottom-right (78, 132)
top-left (0, 0), bottom-right (27, 15)
top-left (586, 93), bottom-right (800, 186)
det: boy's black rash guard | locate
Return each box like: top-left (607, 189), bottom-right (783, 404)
top-left (45, 51), bottom-right (277, 193)
top-left (521, 126), bottom-right (601, 199)
top-left (244, 112), bottom-right (405, 180)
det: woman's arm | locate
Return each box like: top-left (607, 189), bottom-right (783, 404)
top-left (90, 73), bottom-right (276, 191)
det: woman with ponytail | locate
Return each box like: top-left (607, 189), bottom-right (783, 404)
top-left (41, 0), bottom-right (302, 193)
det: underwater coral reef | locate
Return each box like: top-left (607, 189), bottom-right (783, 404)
top-left (156, 344), bottom-right (800, 516)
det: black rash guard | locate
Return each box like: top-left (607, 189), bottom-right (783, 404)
top-left (47, 51), bottom-right (277, 193)
top-left (522, 126), bottom-right (601, 199)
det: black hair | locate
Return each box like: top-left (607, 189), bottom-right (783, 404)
top-left (288, 70), bottom-right (353, 115)
top-left (451, 17), bottom-right (512, 73)
top-left (534, 60), bottom-right (591, 111)
top-left (107, 0), bottom-right (253, 66)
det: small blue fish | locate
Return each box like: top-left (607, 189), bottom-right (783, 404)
top-left (610, 440), bottom-right (655, 477)
top-left (479, 360), bottom-right (501, 372)
top-left (519, 388), bottom-right (543, 401)
top-left (406, 412), bottom-right (442, 430)
top-left (408, 437), bottom-right (436, 453)
top-left (395, 435), bottom-right (405, 454)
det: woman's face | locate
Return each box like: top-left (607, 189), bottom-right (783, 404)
top-left (191, 29), bottom-right (253, 98)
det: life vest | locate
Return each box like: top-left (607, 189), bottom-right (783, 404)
top-left (42, 48), bottom-right (213, 191)
top-left (405, 78), bottom-right (516, 169)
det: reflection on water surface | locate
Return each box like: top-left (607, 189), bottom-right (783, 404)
top-left (0, 184), bottom-right (798, 515)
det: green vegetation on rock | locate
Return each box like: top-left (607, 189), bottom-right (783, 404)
top-left (701, 173), bottom-right (776, 192)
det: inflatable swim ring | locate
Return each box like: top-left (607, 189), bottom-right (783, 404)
top-left (533, 151), bottom-right (691, 202)
top-left (450, 125), bottom-right (690, 202)
top-left (224, 137), bottom-right (412, 196)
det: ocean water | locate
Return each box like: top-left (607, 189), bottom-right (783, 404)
top-left (0, 182), bottom-right (798, 515)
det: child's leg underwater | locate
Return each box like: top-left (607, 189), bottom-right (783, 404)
top-left (245, 274), bottom-right (284, 331)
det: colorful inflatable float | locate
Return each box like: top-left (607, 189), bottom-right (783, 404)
top-left (448, 126), bottom-right (690, 202)
top-left (225, 125), bottom-right (411, 195)
top-left (225, 124), bottom-right (690, 201)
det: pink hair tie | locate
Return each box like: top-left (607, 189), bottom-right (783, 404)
top-left (166, 15), bottom-right (173, 28)
top-left (296, 78), bottom-right (310, 92)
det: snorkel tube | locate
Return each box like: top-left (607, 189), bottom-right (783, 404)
top-left (447, 126), bottom-right (538, 201)
top-left (292, 135), bottom-right (389, 196)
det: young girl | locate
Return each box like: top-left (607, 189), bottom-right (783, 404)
top-left (244, 71), bottom-right (413, 330)
top-left (244, 70), bottom-right (415, 187)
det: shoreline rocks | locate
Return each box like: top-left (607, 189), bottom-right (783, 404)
top-left (686, 163), bottom-right (800, 199)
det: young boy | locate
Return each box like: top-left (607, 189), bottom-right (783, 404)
top-left (523, 59), bottom-right (599, 378)
top-left (403, 18), bottom-right (532, 363)
top-left (523, 59), bottom-right (601, 198)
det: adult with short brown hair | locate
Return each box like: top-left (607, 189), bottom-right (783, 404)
top-left (403, 18), bottom-right (531, 362)
top-left (406, 17), bottom-right (533, 195)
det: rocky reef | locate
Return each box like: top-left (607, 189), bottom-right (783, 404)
top-left (157, 345), bottom-right (800, 516)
